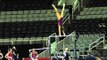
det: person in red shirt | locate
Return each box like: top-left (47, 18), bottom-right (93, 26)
top-left (29, 49), bottom-right (38, 60)
top-left (5, 48), bottom-right (13, 60)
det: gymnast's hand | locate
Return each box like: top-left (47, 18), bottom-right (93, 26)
top-left (63, 3), bottom-right (65, 8)
top-left (52, 4), bottom-right (55, 7)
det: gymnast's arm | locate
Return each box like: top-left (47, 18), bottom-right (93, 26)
top-left (36, 51), bottom-right (39, 58)
top-left (52, 4), bottom-right (61, 20)
top-left (5, 52), bottom-right (9, 59)
top-left (29, 52), bottom-right (33, 58)
top-left (0, 53), bottom-right (3, 58)
top-left (61, 3), bottom-right (65, 17)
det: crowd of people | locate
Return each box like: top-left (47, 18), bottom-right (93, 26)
top-left (0, 46), bottom-right (18, 60)
top-left (0, 47), bottom-right (102, 60)
top-left (0, 46), bottom-right (38, 60)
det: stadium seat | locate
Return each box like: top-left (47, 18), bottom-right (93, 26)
top-left (77, 7), bottom-right (107, 19)
top-left (36, 10), bottom-right (41, 13)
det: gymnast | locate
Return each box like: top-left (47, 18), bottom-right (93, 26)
top-left (5, 48), bottom-right (13, 60)
top-left (29, 48), bottom-right (38, 60)
top-left (52, 3), bottom-right (66, 36)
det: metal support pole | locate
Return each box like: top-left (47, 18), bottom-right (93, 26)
top-left (55, 36), bottom-right (60, 60)
top-left (48, 37), bottom-right (51, 60)
top-left (71, 31), bottom-right (77, 60)
top-left (74, 39), bottom-right (77, 60)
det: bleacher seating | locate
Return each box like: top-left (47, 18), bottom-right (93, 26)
top-left (0, 9), bottom-right (69, 22)
top-left (0, 20), bottom-right (58, 45)
top-left (70, 19), bottom-right (106, 34)
top-left (76, 7), bottom-right (107, 19)
top-left (0, 21), bottom-right (58, 38)
top-left (0, 8), bottom-right (69, 45)
top-left (0, 0), bottom-right (52, 10)
top-left (0, 37), bottom-right (48, 45)
top-left (85, 0), bottom-right (107, 7)
top-left (77, 34), bottom-right (104, 53)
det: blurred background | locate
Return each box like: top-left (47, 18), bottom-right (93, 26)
top-left (0, 0), bottom-right (107, 60)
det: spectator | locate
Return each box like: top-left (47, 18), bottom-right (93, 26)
top-left (62, 48), bottom-right (70, 60)
top-left (0, 50), bottom-right (3, 60)
top-left (85, 53), bottom-right (96, 60)
top-left (12, 46), bottom-right (19, 60)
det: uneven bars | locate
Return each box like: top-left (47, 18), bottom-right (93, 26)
top-left (49, 35), bottom-right (70, 38)
top-left (29, 47), bottom-right (49, 52)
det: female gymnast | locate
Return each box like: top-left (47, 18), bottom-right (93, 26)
top-left (29, 49), bottom-right (38, 60)
top-left (52, 3), bottom-right (66, 36)
top-left (5, 48), bottom-right (13, 60)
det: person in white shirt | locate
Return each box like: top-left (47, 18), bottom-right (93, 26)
top-left (62, 48), bottom-right (70, 60)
